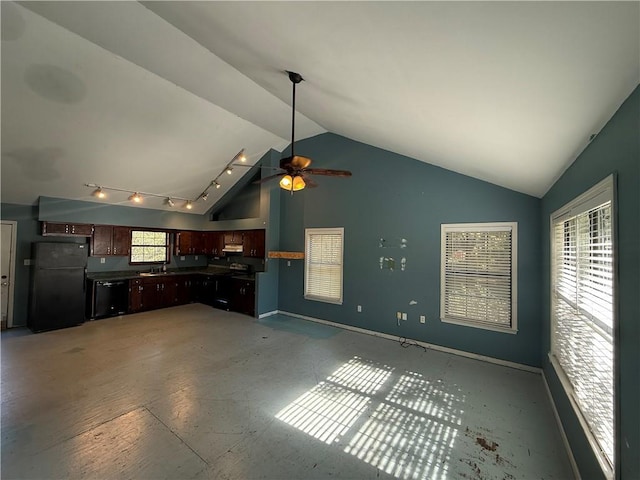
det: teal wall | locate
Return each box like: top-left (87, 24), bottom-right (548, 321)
top-left (541, 85), bottom-right (639, 479)
top-left (278, 133), bottom-right (542, 367)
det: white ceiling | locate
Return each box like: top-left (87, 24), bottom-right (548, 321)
top-left (2, 2), bottom-right (638, 214)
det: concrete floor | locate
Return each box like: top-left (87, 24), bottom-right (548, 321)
top-left (1, 304), bottom-right (574, 479)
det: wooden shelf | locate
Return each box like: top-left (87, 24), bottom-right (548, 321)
top-left (268, 251), bottom-right (305, 260)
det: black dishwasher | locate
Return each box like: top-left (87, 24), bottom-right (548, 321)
top-left (91, 280), bottom-right (128, 319)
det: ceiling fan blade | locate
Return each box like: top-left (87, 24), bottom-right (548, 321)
top-left (300, 174), bottom-right (318, 188)
top-left (253, 172), bottom-right (286, 184)
top-left (305, 168), bottom-right (353, 177)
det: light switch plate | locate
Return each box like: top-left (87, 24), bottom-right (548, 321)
top-left (23, 259), bottom-right (31, 266)
top-left (100, 258), bottom-right (106, 264)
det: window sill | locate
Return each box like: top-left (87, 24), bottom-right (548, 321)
top-left (304, 295), bottom-right (343, 305)
top-left (441, 317), bottom-right (517, 334)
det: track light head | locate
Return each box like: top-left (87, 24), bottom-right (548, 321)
top-left (129, 192), bottom-right (142, 203)
top-left (185, 201), bottom-right (193, 210)
top-left (166, 198), bottom-right (175, 207)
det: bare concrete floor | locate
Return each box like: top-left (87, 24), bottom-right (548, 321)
top-left (1, 304), bottom-right (573, 479)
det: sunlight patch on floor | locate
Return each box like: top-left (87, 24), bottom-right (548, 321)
top-left (276, 356), bottom-right (465, 479)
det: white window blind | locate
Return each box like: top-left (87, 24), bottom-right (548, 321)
top-left (550, 176), bottom-right (614, 473)
top-left (130, 230), bottom-right (169, 264)
top-left (305, 228), bottom-right (344, 304)
top-left (440, 223), bottom-right (517, 333)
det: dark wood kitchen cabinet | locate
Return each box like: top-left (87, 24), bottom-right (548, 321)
top-left (175, 231), bottom-right (193, 256)
top-left (176, 231), bottom-right (207, 255)
top-left (92, 225), bottom-right (131, 256)
top-left (177, 275), bottom-right (195, 305)
top-left (141, 276), bottom-right (179, 309)
top-left (204, 231), bottom-right (225, 256)
top-left (42, 221), bottom-right (93, 237)
top-left (231, 278), bottom-right (255, 317)
top-left (129, 278), bottom-right (144, 313)
top-left (243, 229), bottom-right (265, 258)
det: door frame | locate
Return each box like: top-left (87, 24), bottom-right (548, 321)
top-left (1, 220), bottom-right (17, 328)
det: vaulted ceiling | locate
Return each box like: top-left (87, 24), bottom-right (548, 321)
top-left (2, 2), bottom-right (638, 214)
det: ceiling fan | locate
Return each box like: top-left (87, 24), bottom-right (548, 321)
top-left (253, 71), bottom-right (352, 193)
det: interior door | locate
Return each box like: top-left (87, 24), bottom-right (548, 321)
top-left (1, 222), bottom-right (16, 328)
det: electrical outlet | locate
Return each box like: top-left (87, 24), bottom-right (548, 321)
top-left (100, 258), bottom-right (106, 264)
top-left (180, 256), bottom-right (185, 261)
top-left (23, 259), bottom-right (32, 266)
top-left (396, 311), bottom-right (402, 320)
top-left (357, 305), bottom-right (362, 312)
top-left (402, 312), bottom-right (407, 321)
top-left (195, 255), bottom-right (198, 260)
top-left (287, 261), bottom-right (291, 267)
top-left (420, 315), bottom-right (426, 324)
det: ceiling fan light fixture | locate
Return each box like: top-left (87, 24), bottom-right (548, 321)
top-left (279, 175), bottom-right (293, 189)
top-left (292, 175), bottom-right (306, 191)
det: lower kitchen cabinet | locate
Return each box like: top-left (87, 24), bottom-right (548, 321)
top-left (127, 273), bottom-right (255, 317)
top-left (129, 279), bottom-right (144, 313)
top-left (231, 278), bottom-right (255, 317)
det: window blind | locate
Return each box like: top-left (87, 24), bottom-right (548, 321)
top-left (441, 223), bottom-right (516, 331)
top-left (305, 228), bottom-right (344, 304)
top-left (130, 230), bottom-right (169, 263)
top-left (552, 199), bottom-right (614, 468)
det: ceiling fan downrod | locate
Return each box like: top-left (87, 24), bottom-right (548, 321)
top-left (286, 70), bottom-right (303, 158)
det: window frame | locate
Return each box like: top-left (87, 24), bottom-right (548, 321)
top-left (440, 222), bottom-right (518, 334)
top-left (549, 174), bottom-right (616, 479)
top-left (129, 229), bottom-right (171, 265)
top-left (304, 227), bottom-right (344, 305)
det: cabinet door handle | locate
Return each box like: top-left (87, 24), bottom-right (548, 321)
top-left (113, 247), bottom-right (117, 255)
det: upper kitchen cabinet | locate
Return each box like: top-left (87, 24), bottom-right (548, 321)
top-left (41, 221), bottom-right (93, 237)
top-left (91, 225), bottom-right (131, 257)
top-left (176, 231), bottom-right (207, 256)
top-left (175, 231), bottom-right (193, 256)
top-left (243, 229), bottom-right (266, 258)
top-left (204, 231), bottom-right (225, 256)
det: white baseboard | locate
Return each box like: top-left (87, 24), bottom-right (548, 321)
top-left (542, 372), bottom-right (581, 480)
top-left (277, 310), bottom-right (541, 374)
top-left (258, 310), bottom-right (279, 319)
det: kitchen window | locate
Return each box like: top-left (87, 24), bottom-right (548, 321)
top-left (305, 227), bottom-right (344, 305)
top-left (440, 222), bottom-right (517, 333)
top-left (550, 175), bottom-right (615, 477)
top-left (130, 230), bottom-right (169, 264)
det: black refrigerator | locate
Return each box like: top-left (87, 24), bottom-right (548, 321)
top-left (29, 242), bottom-right (88, 332)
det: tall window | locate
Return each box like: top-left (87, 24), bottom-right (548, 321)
top-left (305, 227), bottom-right (344, 304)
top-left (550, 175), bottom-right (614, 475)
top-left (440, 222), bottom-right (517, 333)
top-left (130, 230), bottom-right (169, 264)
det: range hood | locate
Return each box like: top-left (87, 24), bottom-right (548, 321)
top-left (222, 244), bottom-right (243, 253)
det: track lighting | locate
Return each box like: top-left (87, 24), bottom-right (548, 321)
top-left (85, 147), bottom-right (246, 210)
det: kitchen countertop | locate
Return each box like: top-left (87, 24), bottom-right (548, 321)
top-left (87, 267), bottom-right (255, 282)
